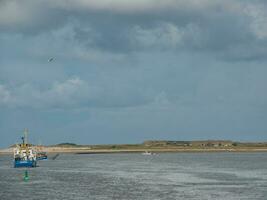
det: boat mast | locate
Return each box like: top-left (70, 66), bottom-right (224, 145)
top-left (23, 128), bottom-right (30, 156)
top-left (24, 128), bottom-right (28, 147)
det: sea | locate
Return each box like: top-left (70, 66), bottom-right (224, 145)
top-left (0, 152), bottom-right (266, 200)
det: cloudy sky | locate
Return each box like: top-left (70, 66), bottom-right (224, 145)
top-left (1, 0), bottom-right (267, 147)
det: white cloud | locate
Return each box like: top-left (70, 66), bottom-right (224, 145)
top-left (244, 4), bottom-right (267, 39)
top-left (130, 22), bottom-right (205, 50)
top-left (131, 23), bottom-right (184, 49)
top-left (0, 77), bottom-right (148, 109)
top-left (0, 78), bottom-right (94, 109)
top-left (44, 77), bottom-right (91, 107)
top-left (0, 85), bottom-right (11, 104)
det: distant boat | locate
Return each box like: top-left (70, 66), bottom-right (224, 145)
top-left (36, 152), bottom-right (48, 160)
top-left (142, 151), bottom-right (155, 155)
top-left (36, 144), bottom-right (48, 160)
top-left (13, 129), bottom-right (37, 168)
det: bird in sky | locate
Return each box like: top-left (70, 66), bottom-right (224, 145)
top-left (48, 57), bottom-right (54, 62)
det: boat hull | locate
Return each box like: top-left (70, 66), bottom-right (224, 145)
top-left (37, 156), bottom-right (47, 161)
top-left (14, 160), bottom-right (37, 168)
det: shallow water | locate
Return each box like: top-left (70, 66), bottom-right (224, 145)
top-left (0, 152), bottom-right (266, 200)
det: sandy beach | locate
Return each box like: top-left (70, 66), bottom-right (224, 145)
top-left (1, 146), bottom-right (267, 155)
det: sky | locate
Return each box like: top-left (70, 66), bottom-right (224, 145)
top-left (0, 0), bottom-right (267, 147)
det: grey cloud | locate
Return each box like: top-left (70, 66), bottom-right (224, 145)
top-left (1, 0), bottom-right (267, 61)
top-left (44, 0), bottom-right (225, 14)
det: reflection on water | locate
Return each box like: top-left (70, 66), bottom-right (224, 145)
top-left (0, 153), bottom-right (266, 200)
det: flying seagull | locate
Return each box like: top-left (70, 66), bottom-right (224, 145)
top-left (48, 57), bottom-right (54, 62)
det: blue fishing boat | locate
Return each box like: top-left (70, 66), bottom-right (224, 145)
top-left (13, 129), bottom-right (37, 168)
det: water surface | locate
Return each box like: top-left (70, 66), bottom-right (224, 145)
top-left (0, 152), bottom-right (266, 200)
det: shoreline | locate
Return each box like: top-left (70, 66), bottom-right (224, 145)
top-left (1, 147), bottom-right (267, 155)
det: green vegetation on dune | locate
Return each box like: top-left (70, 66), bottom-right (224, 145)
top-left (7, 140), bottom-right (267, 150)
top-left (54, 143), bottom-right (79, 147)
top-left (49, 140), bottom-right (267, 149)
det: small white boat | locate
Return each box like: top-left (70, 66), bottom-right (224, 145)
top-left (142, 151), bottom-right (155, 155)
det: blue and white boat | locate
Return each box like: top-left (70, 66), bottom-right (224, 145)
top-left (36, 152), bottom-right (48, 160)
top-left (13, 129), bottom-right (37, 168)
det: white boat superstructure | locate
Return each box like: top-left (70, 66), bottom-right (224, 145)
top-left (142, 151), bottom-right (155, 155)
top-left (13, 129), bottom-right (37, 168)
top-left (14, 145), bottom-right (37, 161)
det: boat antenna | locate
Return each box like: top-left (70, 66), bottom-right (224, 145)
top-left (21, 136), bottom-right (25, 146)
top-left (24, 128), bottom-right (28, 145)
